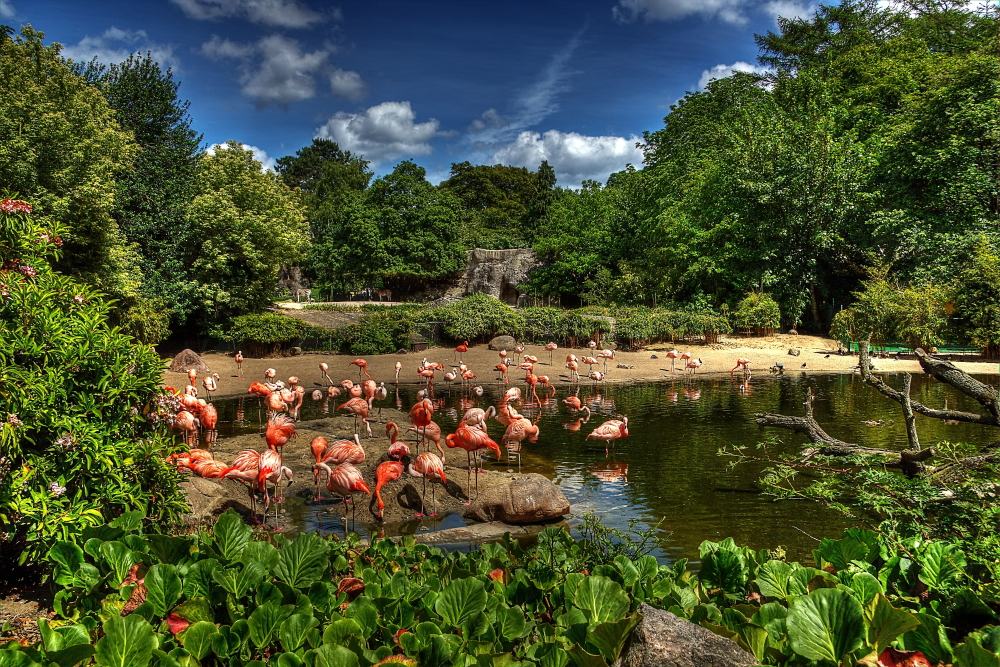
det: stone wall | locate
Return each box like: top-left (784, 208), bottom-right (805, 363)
top-left (445, 248), bottom-right (542, 304)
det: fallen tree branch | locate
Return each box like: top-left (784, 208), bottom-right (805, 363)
top-left (858, 341), bottom-right (997, 426)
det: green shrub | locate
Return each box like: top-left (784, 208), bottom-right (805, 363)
top-left (335, 310), bottom-right (415, 355)
top-left (424, 294), bottom-right (526, 343)
top-left (302, 303), bottom-right (362, 312)
top-left (522, 308), bottom-right (601, 345)
top-left (612, 307), bottom-right (731, 351)
top-left (221, 313), bottom-right (327, 357)
top-left (732, 292), bottom-right (781, 336)
top-left (24, 507), bottom-right (1000, 667)
top-left (0, 197), bottom-right (186, 563)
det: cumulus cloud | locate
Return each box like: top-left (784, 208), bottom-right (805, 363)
top-left (315, 101), bottom-right (440, 164)
top-left (490, 130), bottom-right (643, 188)
top-left (1, 0), bottom-right (16, 18)
top-left (170, 0), bottom-right (327, 28)
top-left (61, 27), bottom-right (179, 70)
top-left (207, 142), bottom-right (276, 171)
top-left (201, 34), bottom-right (365, 107)
top-left (762, 0), bottom-right (815, 20)
top-left (698, 60), bottom-right (771, 89)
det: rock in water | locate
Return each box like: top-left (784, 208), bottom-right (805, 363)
top-left (463, 473), bottom-right (569, 524)
top-left (621, 604), bottom-right (757, 667)
top-left (170, 348), bottom-right (211, 373)
top-left (489, 335), bottom-right (517, 351)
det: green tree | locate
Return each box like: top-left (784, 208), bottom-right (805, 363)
top-left (0, 25), bottom-right (141, 307)
top-left (73, 52), bottom-right (203, 340)
top-left (185, 142), bottom-right (310, 325)
top-left (367, 160), bottom-right (465, 288)
top-left (275, 138), bottom-right (373, 297)
top-left (440, 161), bottom-right (542, 249)
top-left (954, 238), bottom-right (1000, 356)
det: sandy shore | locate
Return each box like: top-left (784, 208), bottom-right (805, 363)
top-left (163, 333), bottom-right (997, 400)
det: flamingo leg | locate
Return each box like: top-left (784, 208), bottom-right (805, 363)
top-left (463, 451), bottom-right (472, 506)
top-left (416, 478), bottom-right (426, 517)
top-left (430, 481), bottom-right (437, 516)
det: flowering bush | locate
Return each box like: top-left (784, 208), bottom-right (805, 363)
top-left (0, 197), bottom-right (187, 564)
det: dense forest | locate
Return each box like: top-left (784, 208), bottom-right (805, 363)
top-left (2, 0), bottom-right (997, 345)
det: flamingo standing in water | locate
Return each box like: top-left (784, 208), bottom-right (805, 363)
top-left (586, 416), bottom-right (629, 455)
top-left (544, 342), bottom-right (558, 365)
top-left (589, 371), bottom-right (606, 383)
top-left (374, 461), bottom-right (404, 520)
top-left (319, 362), bottom-right (333, 386)
top-left (312, 434), bottom-right (365, 499)
top-left (235, 351), bottom-right (244, 377)
top-left (731, 358), bottom-right (751, 376)
top-left (454, 340), bottom-right (469, 362)
top-left (408, 452), bottom-right (447, 517)
top-left (502, 417), bottom-right (539, 470)
top-left (446, 424), bottom-right (501, 504)
top-left (666, 349), bottom-right (680, 372)
top-left (394, 361), bottom-right (402, 384)
top-left (264, 368), bottom-right (276, 385)
top-left (373, 382), bottom-right (388, 420)
top-left (323, 463), bottom-right (370, 533)
top-left (460, 405), bottom-right (495, 430)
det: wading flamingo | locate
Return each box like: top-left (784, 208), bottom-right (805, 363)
top-left (446, 424), bottom-right (501, 504)
top-left (408, 452), bottom-right (447, 517)
top-left (586, 416), bottom-right (629, 455)
top-left (322, 463), bottom-right (370, 533)
top-left (731, 358), bottom-right (751, 376)
top-left (408, 398), bottom-right (434, 455)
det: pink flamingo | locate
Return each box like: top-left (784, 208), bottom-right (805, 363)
top-left (322, 463), bottom-right (370, 532)
top-left (446, 424), bottom-right (502, 504)
top-left (338, 397), bottom-right (372, 437)
top-left (544, 342), bottom-right (558, 365)
top-left (666, 349), bottom-right (680, 372)
top-left (374, 461), bottom-right (404, 520)
top-left (386, 422), bottom-right (410, 460)
top-left (598, 349), bottom-right (615, 372)
top-left (235, 351), bottom-right (244, 377)
top-left (408, 452), bottom-right (447, 517)
top-left (731, 358), bottom-right (751, 376)
top-left (586, 416), bottom-right (629, 455)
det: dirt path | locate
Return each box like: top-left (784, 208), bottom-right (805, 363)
top-left (164, 333), bottom-right (998, 401)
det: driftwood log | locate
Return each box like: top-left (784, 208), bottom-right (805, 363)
top-left (754, 342), bottom-right (999, 476)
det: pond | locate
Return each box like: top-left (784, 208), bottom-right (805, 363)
top-left (208, 371), bottom-right (998, 563)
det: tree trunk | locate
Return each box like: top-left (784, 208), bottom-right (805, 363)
top-left (901, 373), bottom-right (919, 451)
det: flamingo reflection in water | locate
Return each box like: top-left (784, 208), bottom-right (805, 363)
top-left (589, 458), bottom-right (629, 483)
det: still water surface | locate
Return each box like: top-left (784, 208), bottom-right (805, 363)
top-left (211, 372), bottom-right (997, 563)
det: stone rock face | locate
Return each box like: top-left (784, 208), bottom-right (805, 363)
top-left (180, 477), bottom-right (250, 524)
top-left (621, 604), bottom-right (757, 667)
top-left (170, 349), bottom-right (211, 373)
top-left (463, 474), bottom-right (569, 524)
top-left (787, 348), bottom-right (801, 357)
top-left (489, 335), bottom-right (517, 351)
top-left (445, 249), bottom-right (543, 305)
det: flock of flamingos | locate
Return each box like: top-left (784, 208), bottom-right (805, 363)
top-left (165, 340), bottom-right (753, 527)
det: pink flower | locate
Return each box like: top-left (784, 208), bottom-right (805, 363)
top-left (0, 199), bottom-right (32, 215)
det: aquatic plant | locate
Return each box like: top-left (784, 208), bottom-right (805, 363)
top-left (7, 507), bottom-right (1000, 666)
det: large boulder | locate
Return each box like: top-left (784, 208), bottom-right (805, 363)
top-left (489, 335), bottom-right (517, 351)
top-left (170, 348), bottom-right (211, 373)
top-left (621, 604), bottom-right (757, 667)
top-left (180, 477), bottom-right (250, 524)
top-left (463, 474), bottom-right (569, 524)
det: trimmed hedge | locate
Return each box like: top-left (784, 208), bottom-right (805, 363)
top-left (221, 313), bottom-right (327, 357)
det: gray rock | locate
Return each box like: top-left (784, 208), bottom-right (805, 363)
top-left (396, 349), bottom-right (409, 355)
top-left (170, 349), bottom-right (211, 373)
top-left (621, 604), bottom-right (757, 667)
top-left (489, 335), bottom-right (517, 351)
top-left (787, 348), bottom-right (801, 357)
top-left (288, 346), bottom-right (302, 356)
top-left (463, 473), bottom-right (569, 524)
top-left (444, 248), bottom-right (543, 305)
top-left (180, 477), bottom-right (251, 525)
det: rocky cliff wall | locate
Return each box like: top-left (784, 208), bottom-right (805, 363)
top-left (445, 248), bottom-right (542, 304)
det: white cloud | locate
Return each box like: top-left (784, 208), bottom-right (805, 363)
top-left (489, 130), bottom-right (643, 188)
top-left (170, 0), bottom-right (326, 28)
top-left (612, 0), bottom-right (819, 24)
top-left (698, 60), bottom-right (770, 89)
top-left (468, 108), bottom-right (510, 133)
top-left (201, 34), bottom-right (365, 107)
top-left (207, 142), bottom-right (276, 171)
top-left (613, 0), bottom-right (752, 24)
top-left (61, 27), bottom-right (179, 70)
top-left (1, 0), bottom-right (16, 18)
top-left (328, 68), bottom-right (368, 102)
top-left (315, 101), bottom-right (440, 164)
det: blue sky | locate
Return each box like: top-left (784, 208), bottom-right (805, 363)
top-left (4, 0), bottom-right (814, 186)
